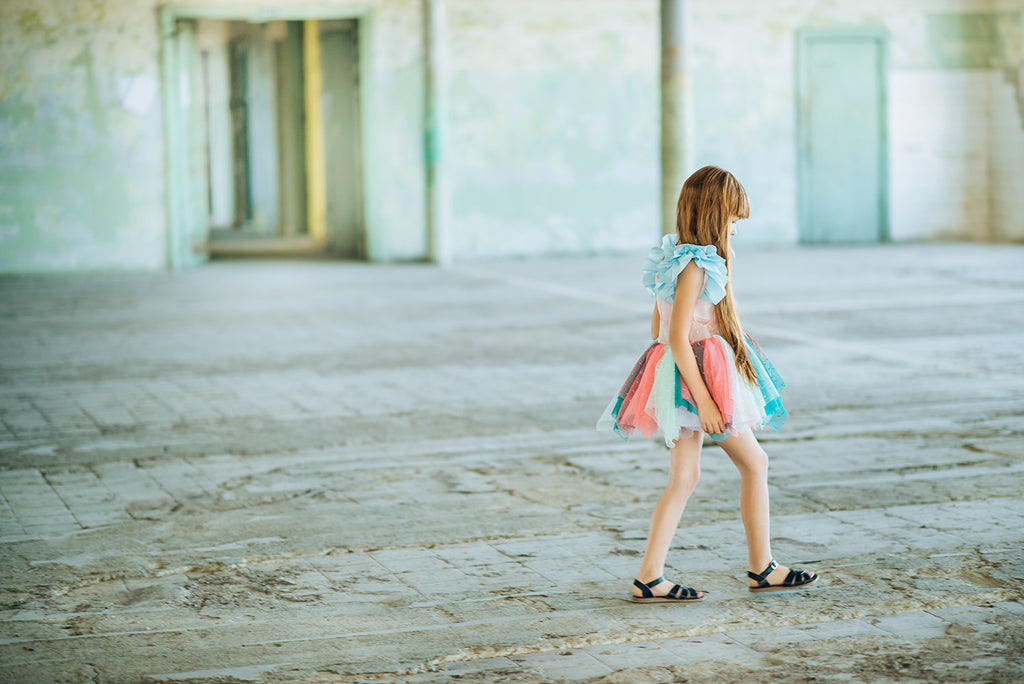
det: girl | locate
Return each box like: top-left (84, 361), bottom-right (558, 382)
top-left (597, 165), bottom-right (818, 602)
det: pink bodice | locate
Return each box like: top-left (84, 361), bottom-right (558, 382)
top-left (656, 291), bottom-right (722, 345)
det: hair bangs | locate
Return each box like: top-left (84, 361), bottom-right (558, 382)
top-left (727, 177), bottom-right (750, 220)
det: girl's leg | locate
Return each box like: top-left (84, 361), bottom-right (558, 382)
top-left (718, 429), bottom-right (806, 586)
top-left (633, 430), bottom-right (703, 597)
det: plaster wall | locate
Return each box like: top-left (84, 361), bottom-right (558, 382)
top-left (690, 0), bottom-right (1024, 246)
top-left (445, 0), bottom-right (660, 259)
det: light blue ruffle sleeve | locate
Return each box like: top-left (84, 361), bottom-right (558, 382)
top-left (641, 234), bottom-right (728, 304)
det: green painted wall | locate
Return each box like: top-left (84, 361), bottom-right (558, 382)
top-left (445, 0), bottom-right (660, 258)
top-left (925, 11), bottom-right (1020, 69)
top-left (0, 0), bottom-right (167, 270)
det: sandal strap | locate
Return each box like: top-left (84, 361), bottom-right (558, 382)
top-left (747, 559), bottom-right (778, 585)
top-left (667, 583), bottom-right (697, 599)
top-left (784, 568), bottom-right (815, 587)
top-left (632, 576), bottom-right (666, 598)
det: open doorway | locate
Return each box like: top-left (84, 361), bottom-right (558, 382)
top-left (163, 13), bottom-right (365, 264)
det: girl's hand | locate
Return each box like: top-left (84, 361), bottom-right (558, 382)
top-left (697, 400), bottom-right (725, 435)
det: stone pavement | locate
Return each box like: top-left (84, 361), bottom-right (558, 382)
top-left (0, 243), bottom-right (1022, 683)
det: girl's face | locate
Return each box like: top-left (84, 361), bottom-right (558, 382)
top-left (728, 216), bottom-right (740, 237)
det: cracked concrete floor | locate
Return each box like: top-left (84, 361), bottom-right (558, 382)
top-left (1, 243), bottom-right (1023, 683)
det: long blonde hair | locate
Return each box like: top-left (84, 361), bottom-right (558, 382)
top-left (675, 165), bottom-right (757, 384)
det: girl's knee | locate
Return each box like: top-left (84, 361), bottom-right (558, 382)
top-left (667, 466), bottom-right (700, 496)
top-left (748, 449), bottom-right (769, 476)
top-left (733, 446), bottom-right (768, 477)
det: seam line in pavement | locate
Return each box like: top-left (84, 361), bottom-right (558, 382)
top-left (452, 266), bottom-right (988, 374)
top-left (6, 591), bottom-right (1020, 653)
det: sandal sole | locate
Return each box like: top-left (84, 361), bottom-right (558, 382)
top-left (748, 576), bottom-right (819, 593)
top-left (629, 595), bottom-right (704, 603)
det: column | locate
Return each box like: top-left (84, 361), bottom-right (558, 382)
top-left (661, 0), bottom-right (693, 236)
top-left (424, 0), bottom-right (451, 265)
top-left (304, 19), bottom-right (327, 243)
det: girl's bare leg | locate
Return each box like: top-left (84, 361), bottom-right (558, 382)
top-left (633, 430), bottom-right (704, 597)
top-left (718, 429), bottom-right (803, 586)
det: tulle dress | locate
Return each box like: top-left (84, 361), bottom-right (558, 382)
top-left (597, 235), bottom-right (787, 446)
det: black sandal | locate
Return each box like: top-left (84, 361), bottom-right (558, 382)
top-left (747, 559), bottom-right (818, 593)
top-left (630, 576), bottom-right (703, 603)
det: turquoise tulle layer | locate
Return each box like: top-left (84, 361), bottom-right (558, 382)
top-left (642, 236), bottom-right (728, 304)
top-left (597, 335), bottom-right (787, 447)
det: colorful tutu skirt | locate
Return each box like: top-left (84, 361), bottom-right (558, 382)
top-left (597, 335), bottom-right (787, 446)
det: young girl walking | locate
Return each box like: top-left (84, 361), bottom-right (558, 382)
top-left (597, 165), bottom-right (818, 602)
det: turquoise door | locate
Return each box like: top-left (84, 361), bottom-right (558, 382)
top-left (797, 30), bottom-right (888, 244)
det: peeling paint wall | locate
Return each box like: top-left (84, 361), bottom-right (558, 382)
top-left (445, 0), bottom-right (660, 258)
top-left (691, 0), bottom-right (1024, 245)
top-left (0, 0), bottom-right (167, 271)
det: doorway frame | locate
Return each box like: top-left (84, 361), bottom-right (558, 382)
top-left (159, 4), bottom-right (377, 268)
top-left (795, 27), bottom-right (890, 244)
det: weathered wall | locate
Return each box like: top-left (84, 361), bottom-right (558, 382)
top-left (691, 0), bottom-right (1024, 246)
top-left (2, 0), bottom-right (1021, 272)
top-left (445, 0), bottom-right (660, 258)
top-left (0, 0), bottom-right (167, 271)
top-left (887, 7), bottom-right (1023, 242)
top-left (0, 0), bottom-right (426, 271)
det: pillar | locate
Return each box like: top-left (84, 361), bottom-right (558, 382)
top-left (245, 24), bottom-right (281, 235)
top-left (277, 22), bottom-right (307, 238)
top-left (660, 0), bottom-right (694, 236)
top-left (424, 0), bottom-right (451, 265)
top-left (304, 20), bottom-right (327, 243)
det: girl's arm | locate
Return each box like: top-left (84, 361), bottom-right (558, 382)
top-left (651, 302), bottom-right (660, 340)
top-left (668, 261), bottom-right (726, 435)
